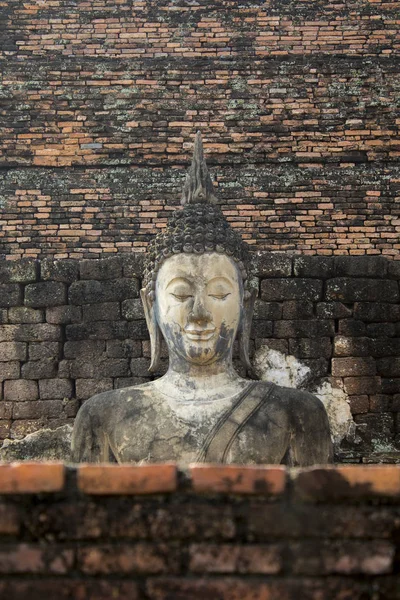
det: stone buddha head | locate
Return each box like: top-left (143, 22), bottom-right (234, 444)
top-left (141, 132), bottom-right (257, 376)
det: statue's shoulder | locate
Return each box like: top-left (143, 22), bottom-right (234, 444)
top-left (76, 381), bottom-right (156, 425)
top-left (254, 380), bottom-right (328, 427)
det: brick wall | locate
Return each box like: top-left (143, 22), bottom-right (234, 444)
top-left (0, 254), bottom-right (399, 462)
top-left (1, 0), bottom-right (400, 258)
top-left (0, 462), bottom-right (399, 599)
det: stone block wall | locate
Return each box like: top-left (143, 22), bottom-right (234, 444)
top-left (0, 462), bottom-right (399, 599)
top-left (0, 253), bottom-right (399, 462)
top-left (1, 0), bottom-right (400, 258)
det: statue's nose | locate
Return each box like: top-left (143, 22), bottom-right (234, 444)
top-left (189, 295), bottom-right (211, 323)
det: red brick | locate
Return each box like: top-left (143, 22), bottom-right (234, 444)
top-left (78, 543), bottom-right (178, 574)
top-left (78, 463), bottom-right (177, 495)
top-left (189, 465), bottom-right (286, 495)
top-left (189, 543), bottom-right (282, 574)
top-left (293, 466), bottom-right (400, 500)
top-left (0, 463), bottom-right (65, 494)
top-left (0, 544), bottom-right (73, 574)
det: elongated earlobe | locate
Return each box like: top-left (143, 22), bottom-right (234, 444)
top-left (238, 287), bottom-right (258, 380)
top-left (140, 289), bottom-right (162, 373)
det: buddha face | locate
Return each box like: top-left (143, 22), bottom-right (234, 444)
top-left (155, 253), bottom-right (243, 367)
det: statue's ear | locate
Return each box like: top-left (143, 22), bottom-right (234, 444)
top-left (140, 288), bottom-right (162, 373)
top-left (238, 287), bottom-right (258, 380)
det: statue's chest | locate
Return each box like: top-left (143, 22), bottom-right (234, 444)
top-left (110, 408), bottom-right (289, 465)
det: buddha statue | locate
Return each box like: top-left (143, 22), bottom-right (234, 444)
top-left (72, 133), bottom-right (333, 465)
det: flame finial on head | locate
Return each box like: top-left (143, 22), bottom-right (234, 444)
top-left (181, 131), bottom-right (218, 206)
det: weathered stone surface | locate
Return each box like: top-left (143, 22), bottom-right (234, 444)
top-left (40, 259), bottom-right (78, 283)
top-left (282, 300), bottom-right (314, 319)
top-left (261, 279), bottom-right (323, 302)
top-left (252, 300), bottom-right (282, 321)
top-left (0, 342), bottom-right (26, 362)
top-left (28, 342), bottom-right (60, 361)
top-left (333, 336), bottom-right (370, 357)
top-left (316, 302), bottom-right (352, 320)
top-left (326, 278), bottom-right (399, 303)
top-left (8, 307), bottom-right (44, 324)
top-left (274, 320), bottom-right (334, 338)
top-left (289, 338), bottom-right (332, 359)
top-left (332, 358), bottom-right (377, 377)
top-left (0, 425), bottom-right (72, 461)
top-left (0, 284), bottom-right (22, 308)
top-left (21, 361), bottom-right (58, 379)
top-left (121, 299), bottom-right (145, 321)
top-left (122, 254), bottom-right (146, 278)
top-left (68, 279), bottom-right (139, 305)
top-left (106, 340), bottom-right (142, 359)
top-left (80, 257), bottom-right (123, 280)
top-left (256, 254), bottom-right (292, 277)
top-left (0, 260), bottom-right (37, 284)
top-left (354, 302), bottom-right (400, 323)
top-left (39, 379), bottom-right (73, 400)
top-left (335, 256), bottom-right (388, 278)
top-left (25, 282), bottom-right (66, 308)
top-left (13, 400), bottom-right (64, 420)
top-left (4, 380), bottom-right (38, 402)
top-left (82, 302), bottom-right (121, 322)
top-left (46, 305), bottom-right (82, 325)
top-left (0, 362), bottom-right (20, 381)
top-left (64, 340), bottom-right (105, 359)
top-left (377, 359), bottom-right (400, 378)
top-left (75, 378), bottom-right (113, 400)
top-left (294, 256), bottom-right (334, 278)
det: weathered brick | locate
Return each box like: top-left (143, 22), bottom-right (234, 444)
top-left (0, 284), bottom-right (22, 308)
top-left (78, 543), bottom-right (179, 574)
top-left (8, 307), bottom-right (44, 324)
top-left (274, 319), bottom-right (334, 338)
top-left (0, 463), bottom-right (65, 493)
top-left (106, 340), bottom-right (142, 358)
top-left (82, 302), bottom-right (121, 322)
top-left (282, 300), bottom-right (314, 319)
top-left (24, 282), bottom-right (66, 308)
top-left (326, 278), bottom-right (399, 303)
top-left (39, 378), bottom-right (73, 399)
top-left (333, 336), bottom-right (370, 357)
top-left (21, 361), bottom-right (58, 379)
top-left (377, 358), bottom-right (400, 377)
top-left (190, 465), bottom-right (286, 495)
top-left (332, 357), bottom-right (376, 377)
top-left (294, 256), bottom-right (334, 278)
top-left (78, 464), bottom-right (177, 495)
top-left (257, 254), bottom-right (292, 277)
top-left (316, 302), bottom-right (352, 319)
top-left (121, 298), bottom-right (145, 320)
top-left (0, 544), bottom-right (73, 574)
top-left (4, 380), bottom-right (38, 402)
top-left (354, 302), bottom-right (400, 322)
top-left (130, 357), bottom-right (151, 377)
top-left (252, 300), bottom-right (282, 320)
top-left (40, 258), bottom-right (79, 283)
top-left (13, 400), bottom-right (63, 420)
top-left (0, 342), bottom-right (26, 361)
top-left (0, 260), bottom-right (37, 284)
top-left (0, 362), bottom-right (20, 381)
top-left (28, 341), bottom-right (60, 360)
top-left (261, 278), bottom-right (322, 301)
top-left (46, 305), bottom-right (82, 324)
top-left (344, 377), bottom-right (380, 395)
top-left (80, 257), bottom-right (123, 280)
top-left (14, 324), bottom-right (61, 342)
top-left (122, 254), bottom-right (146, 278)
top-left (289, 337), bottom-right (331, 359)
top-left (64, 340), bottom-right (105, 359)
top-left (189, 543), bottom-right (282, 574)
top-left (75, 378), bottom-right (112, 400)
top-left (68, 279), bottom-right (139, 304)
top-left (335, 256), bottom-right (388, 278)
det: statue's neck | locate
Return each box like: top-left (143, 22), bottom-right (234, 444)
top-left (154, 363), bottom-right (249, 403)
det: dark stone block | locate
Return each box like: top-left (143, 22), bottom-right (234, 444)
top-left (354, 302), bottom-right (400, 323)
top-left (333, 336), bottom-right (370, 357)
top-left (326, 278), bottom-right (399, 303)
top-left (370, 338), bottom-right (400, 358)
top-left (252, 300), bottom-right (282, 321)
top-left (122, 253), bottom-right (146, 278)
top-left (332, 357), bottom-right (376, 377)
top-left (66, 321), bottom-right (131, 341)
top-left (255, 338), bottom-right (288, 354)
top-left (343, 377), bottom-right (380, 395)
top-left (130, 357), bottom-right (151, 377)
top-left (121, 299), bottom-right (145, 321)
top-left (15, 324), bottom-right (62, 342)
top-left (29, 342), bottom-right (60, 360)
top-left (0, 341), bottom-right (27, 361)
top-left (302, 358), bottom-right (329, 378)
top-left (349, 395), bottom-right (369, 414)
top-left (0, 309), bottom-right (7, 324)
top-left (256, 253), bottom-right (292, 277)
top-left (377, 358), bottom-right (400, 377)
top-left (127, 321), bottom-right (150, 340)
top-left (106, 340), bottom-right (142, 359)
top-left (114, 377), bottom-right (150, 388)
top-left (80, 257), bottom-right (123, 280)
top-left (8, 307), bottom-right (44, 324)
top-left (13, 400), bottom-right (64, 420)
top-left (0, 362), bottom-right (20, 381)
top-left (21, 360), bottom-right (58, 379)
top-left (316, 302), bottom-right (352, 319)
top-left (82, 302), bottom-right (121, 322)
top-left (282, 300), bottom-right (314, 319)
top-left (251, 320), bottom-right (273, 338)
top-left (370, 395), bottom-right (391, 413)
top-left (41, 259), bottom-right (79, 283)
top-left (70, 359), bottom-right (129, 379)
top-left (0, 284), bottom-right (22, 308)
top-left (25, 282), bottom-right (67, 308)
top-left (354, 413), bottom-right (394, 449)
top-left (289, 338), bottom-right (332, 359)
top-left (261, 278), bottom-right (322, 302)
top-left (64, 340), bottom-right (105, 359)
top-left (0, 260), bottom-right (37, 283)
top-left (381, 379), bottom-right (400, 394)
top-left (68, 279), bottom-right (139, 304)
top-left (75, 378), bottom-right (113, 400)
top-left (335, 256), bottom-right (388, 278)
top-left (46, 305), bottom-right (82, 325)
top-left (367, 323), bottom-right (396, 338)
top-left (293, 256), bottom-right (334, 278)
top-left (274, 320), bottom-right (334, 338)
top-left (388, 261), bottom-right (400, 279)
top-left (39, 379), bottom-right (73, 400)
top-left (338, 319), bottom-right (367, 336)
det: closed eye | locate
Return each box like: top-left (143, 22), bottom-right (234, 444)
top-left (171, 294), bottom-right (192, 301)
top-left (209, 293), bottom-right (231, 300)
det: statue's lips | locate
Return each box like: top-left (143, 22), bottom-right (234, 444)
top-left (183, 327), bottom-right (216, 341)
